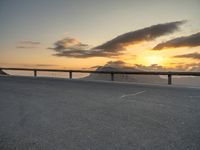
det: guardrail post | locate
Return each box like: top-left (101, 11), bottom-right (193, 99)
top-left (69, 71), bottom-right (72, 79)
top-left (34, 70), bottom-right (37, 77)
top-left (168, 74), bottom-right (172, 85)
top-left (111, 72), bottom-right (114, 81)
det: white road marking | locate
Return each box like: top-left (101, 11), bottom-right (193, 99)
top-left (120, 91), bottom-right (145, 99)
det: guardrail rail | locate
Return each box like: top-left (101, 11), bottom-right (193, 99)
top-left (1, 67), bottom-right (200, 85)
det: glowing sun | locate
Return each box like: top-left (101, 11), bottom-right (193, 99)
top-left (145, 55), bottom-right (164, 65)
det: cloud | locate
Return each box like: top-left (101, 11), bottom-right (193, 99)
top-left (134, 64), bottom-right (167, 71)
top-left (20, 41), bottom-right (41, 45)
top-left (22, 64), bottom-right (59, 67)
top-left (94, 20), bottom-right (185, 52)
top-left (188, 63), bottom-right (200, 71)
top-left (34, 64), bottom-right (58, 67)
top-left (153, 32), bottom-right (200, 50)
top-left (174, 52), bottom-right (200, 60)
top-left (50, 21), bottom-right (185, 58)
top-left (17, 40), bottom-right (41, 49)
top-left (134, 62), bottom-right (200, 72)
top-left (49, 38), bottom-right (88, 52)
top-left (48, 37), bottom-right (107, 58)
top-left (16, 46), bottom-right (37, 49)
top-left (53, 48), bottom-right (122, 58)
top-left (49, 37), bottom-right (123, 58)
top-left (104, 60), bottom-right (130, 68)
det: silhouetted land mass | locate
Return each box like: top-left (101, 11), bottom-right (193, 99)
top-left (85, 66), bottom-right (166, 84)
top-left (0, 70), bottom-right (8, 75)
top-left (84, 66), bottom-right (200, 86)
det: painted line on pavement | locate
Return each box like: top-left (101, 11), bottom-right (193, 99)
top-left (120, 91), bottom-right (145, 99)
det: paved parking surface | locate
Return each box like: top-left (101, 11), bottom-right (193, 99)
top-left (0, 76), bottom-right (200, 150)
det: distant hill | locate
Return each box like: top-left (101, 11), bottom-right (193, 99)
top-left (84, 66), bottom-right (166, 84)
top-left (84, 66), bottom-right (200, 86)
top-left (0, 70), bottom-right (8, 75)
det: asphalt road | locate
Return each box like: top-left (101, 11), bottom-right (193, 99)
top-left (0, 76), bottom-right (200, 150)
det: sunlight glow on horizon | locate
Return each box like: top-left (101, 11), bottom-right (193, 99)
top-left (144, 55), bottom-right (164, 66)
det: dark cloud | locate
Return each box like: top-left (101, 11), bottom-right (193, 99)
top-left (22, 64), bottom-right (59, 67)
top-left (134, 63), bottom-right (200, 72)
top-left (134, 62), bottom-right (200, 72)
top-left (49, 38), bottom-right (88, 52)
top-left (50, 21), bottom-right (185, 58)
top-left (49, 37), bottom-right (122, 58)
top-left (104, 60), bottom-right (129, 68)
top-left (34, 64), bottom-right (58, 67)
top-left (174, 52), bottom-right (200, 60)
top-left (20, 41), bottom-right (41, 45)
top-left (53, 48), bottom-right (122, 58)
top-left (17, 40), bottom-right (41, 49)
top-left (16, 46), bottom-right (38, 49)
top-left (137, 63), bottom-right (200, 72)
top-left (94, 20), bottom-right (185, 52)
top-left (134, 64), bottom-right (167, 71)
top-left (153, 32), bottom-right (200, 50)
top-left (49, 37), bottom-right (109, 58)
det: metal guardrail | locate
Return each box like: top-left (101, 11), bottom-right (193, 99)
top-left (1, 67), bottom-right (200, 85)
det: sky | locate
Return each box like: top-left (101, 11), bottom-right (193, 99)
top-left (0, 0), bottom-right (200, 70)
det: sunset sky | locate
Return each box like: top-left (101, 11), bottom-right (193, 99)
top-left (0, 0), bottom-right (200, 71)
